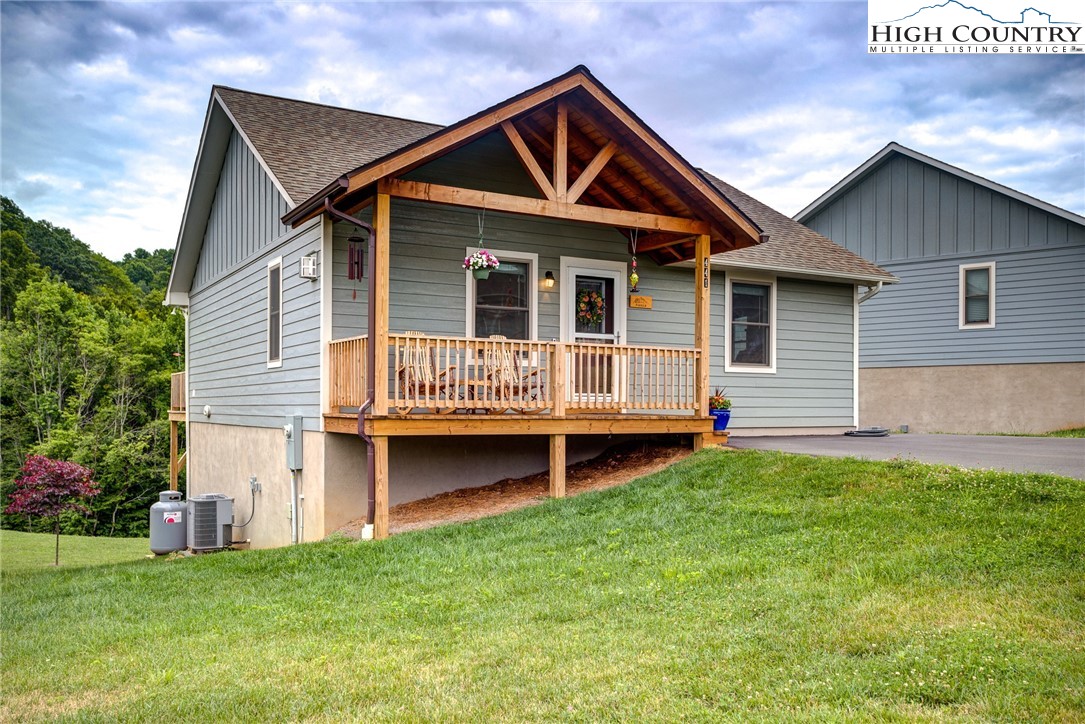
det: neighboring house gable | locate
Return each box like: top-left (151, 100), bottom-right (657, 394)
top-left (796, 143), bottom-right (1085, 433)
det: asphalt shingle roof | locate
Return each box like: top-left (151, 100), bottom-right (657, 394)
top-left (214, 86), bottom-right (443, 204)
top-left (213, 86), bottom-right (893, 283)
top-left (703, 172), bottom-right (897, 282)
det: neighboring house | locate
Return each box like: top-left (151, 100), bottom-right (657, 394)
top-left (796, 142), bottom-right (1085, 434)
top-left (166, 66), bottom-right (894, 547)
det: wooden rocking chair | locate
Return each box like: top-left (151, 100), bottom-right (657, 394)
top-left (394, 331), bottom-right (457, 415)
top-left (483, 335), bottom-right (543, 414)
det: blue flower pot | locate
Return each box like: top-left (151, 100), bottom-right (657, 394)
top-left (709, 408), bottom-right (731, 432)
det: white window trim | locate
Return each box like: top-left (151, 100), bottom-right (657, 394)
top-left (959, 262), bottom-right (996, 330)
top-left (558, 256), bottom-right (627, 343)
top-left (267, 256), bottom-right (283, 368)
top-left (724, 273), bottom-right (777, 374)
top-left (465, 247), bottom-right (538, 340)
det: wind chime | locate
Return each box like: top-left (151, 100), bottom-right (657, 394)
top-left (347, 235), bottom-right (365, 299)
top-left (628, 228), bottom-right (640, 292)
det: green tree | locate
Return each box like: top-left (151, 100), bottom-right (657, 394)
top-left (1, 229), bottom-right (45, 320)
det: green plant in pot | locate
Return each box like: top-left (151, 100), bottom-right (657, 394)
top-left (709, 387), bottom-right (732, 432)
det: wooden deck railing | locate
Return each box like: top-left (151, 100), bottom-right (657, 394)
top-left (329, 334), bottom-right (701, 415)
top-left (170, 371), bottom-right (186, 412)
top-left (329, 335), bottom-right (368, 410)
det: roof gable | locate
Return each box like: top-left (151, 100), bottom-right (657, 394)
top-left (284, 65), bottom-right (764, 262)
top-left (796, 142), bottom-right (1085, 228)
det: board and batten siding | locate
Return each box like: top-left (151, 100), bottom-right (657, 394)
top-left (192, 128), bottom-right (291, 292)
top-left (803, 154), bottom-right (1084, 264)
top-left (330, 131), bottom-right (856, 428)
top-left (803, 152), bottom-right (1085, 367)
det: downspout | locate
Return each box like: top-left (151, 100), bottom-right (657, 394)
top-left (858, 281), bottom-right (883, 304)
top-left (323, 198), bottom-right (378, 534)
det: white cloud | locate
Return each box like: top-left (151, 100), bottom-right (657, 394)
top-left (0, 0), bottom-right (1081, 262)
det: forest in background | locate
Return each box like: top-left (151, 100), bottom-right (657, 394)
top-left (1, 196), bottom-right (184, 537)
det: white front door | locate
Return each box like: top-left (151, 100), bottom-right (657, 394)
top-left (560, 258), bottom-right (627, 403)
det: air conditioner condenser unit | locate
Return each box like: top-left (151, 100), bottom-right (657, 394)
top-left (187, 494), bottom-right (234, 551)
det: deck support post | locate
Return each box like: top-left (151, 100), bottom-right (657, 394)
top-left (694, 233), bottom-right (711, 416)
top-left (692, 433), bottom-right (706, 452)
top-left (169, 420), bottom-right (180, 491)
top-left (374, 435), bottom-right (389, 539)
top-left (549, 434), bottom-right (566, 498)
top-left (373, 187), bottom-right (391, 416)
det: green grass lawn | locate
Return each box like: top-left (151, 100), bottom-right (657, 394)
top-left (3, 450), bottom-right (1083, 721)
top-left (1, 530), bottom-right (149, 573)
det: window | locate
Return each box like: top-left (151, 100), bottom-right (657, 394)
top-left (959, 262), bottom-right (995, 329)
top-left (725, 275), bottom-right (776, 373)
top-left (267, 257), bottom-right (282, 367)
top-left (466, 248), bottom-right (538, 339)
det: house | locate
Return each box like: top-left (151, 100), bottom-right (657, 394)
top-left (796, 142), bottom-right (1085, 434)
top-left (165, 66), bottom-right (895, 547)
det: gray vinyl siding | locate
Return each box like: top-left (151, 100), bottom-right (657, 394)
top-left (804, 154), bottom-right (1085, 264)
top-left (716, 280), bottom-right (855, 428)
top-left (188, 219), bottom-right (324, 431)
top-left (330, 132), bottom-right (856, 428)
top-left (804, 153), bottom-right (1085, 367)
top-left (192, 129), bottom-right (291, 291)
top-left (188, 127), bottom-right (320, 430)
top-left (858, 245), bottom-right (1085, 367)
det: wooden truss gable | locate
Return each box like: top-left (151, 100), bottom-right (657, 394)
top-left (287, 67), bottom-right (763, 264)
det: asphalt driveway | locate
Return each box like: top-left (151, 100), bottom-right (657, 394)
top-left (730, 433), bottom-right (1085, 480)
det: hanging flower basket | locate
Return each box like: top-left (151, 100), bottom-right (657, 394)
top-left (464, 249), bottom-right (499, 279)
top-left (576, 289), bottom-right (606, 327)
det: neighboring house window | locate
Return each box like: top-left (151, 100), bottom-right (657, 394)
top-left (267, 257), bottom-right (283, 367)
top-left (959, 262), bottom-right (995, 329)
top-left (725, 275), bottom-right (776, 374)
top-left (466, 248), bottom-right (538, 340)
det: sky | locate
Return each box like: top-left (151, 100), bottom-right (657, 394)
top-left (2, 1), bottom-right (1083, 260)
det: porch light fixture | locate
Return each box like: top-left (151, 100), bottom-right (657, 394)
top-left (542, 270), bottom-right (556, 290)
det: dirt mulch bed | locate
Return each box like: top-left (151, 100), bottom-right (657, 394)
top-left (336, 441), bottom-right (692, 537)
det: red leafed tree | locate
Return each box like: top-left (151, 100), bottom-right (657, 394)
top-left (5, 455), bottom-right (100, 565)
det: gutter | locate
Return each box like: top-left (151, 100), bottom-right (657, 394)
top-left (322, 198), bottom-right (378, 535)
top-left (284, 177), bottom-right (349, 228)
top-left (858, 281), bottom-right (883, 304)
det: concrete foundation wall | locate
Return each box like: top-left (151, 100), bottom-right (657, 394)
top-left (859, 362), bottom-right (1085, 434)
top-left (189, 422), bottom-right (326, 548)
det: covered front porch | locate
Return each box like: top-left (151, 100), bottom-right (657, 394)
top-left (287, 69), bottom-right (764, 539)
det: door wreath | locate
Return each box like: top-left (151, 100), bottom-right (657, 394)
top-left (576, 289), bottom-right (605, 327)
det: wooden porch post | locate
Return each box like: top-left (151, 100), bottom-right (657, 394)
top-left (374, 435), bottom-right (389, 539)
top-left (694, 233), bottom-right (711, 413)
top-left (694, 233), bottom-right (711, 451)
top-left (373, 187), bottom-right (391, 416)
top-left (551, 342), bottom-right (566, 418)
top-left (549, 433), bottom-right (566, 498)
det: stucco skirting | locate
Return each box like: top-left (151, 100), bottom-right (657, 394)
top-left (189, 423), bottom-right (326, 549)
top-left (860, 362), bottom-right (1085, 434)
